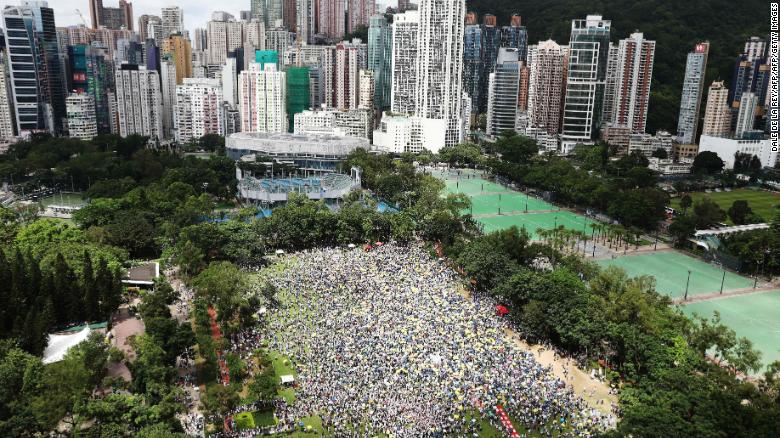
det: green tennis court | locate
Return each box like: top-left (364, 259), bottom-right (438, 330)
top-left (444, 178), bottom-right (509, 196)
top-left (477, 211), bottom-right (598, 238)
top-left (596, 252), bottom-right (754, 299)
top-left (682, 291), bottom-right (780, 373)
top-left (465, 192), bottom-right (558, 215)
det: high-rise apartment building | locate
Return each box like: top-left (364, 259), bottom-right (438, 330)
top-left (294, 107), bottom-right (371, 139)
top-left (701, 81), bottom-right (731, 138)
top-left (527, 40), bottom-right (566, 135)
top-left (414, 0), bottom-right (465, 147)
top-left (88, 0), bottom-right (133, 30)
top-left (160, 59), bottom-right (177, 138)
top-left (676, 42), bottom-right (709, 144)
top-left (207, 13), bottom-right (243, 65)
top-left (358, 69), bottom-right (374, 111)
top-left (734, 92), bottom-right (758, 139)
top-left (283, 0), bottom-right (297, 31)
top-left (318, 0), bottom-right (345, 40)
top-left (2, 2), bottom-right (67, 135)
top-left (0, 52), bottom-right (16, 139)
top-left (222, 57), bottom-right (238, 108)
top-left (348, 0), bottom-right (375, 34)
top-left (463, 12), bottom-right (482, 116)
top-left (161, 7), bottom-right (183, 39)
top-left (743, 36), bottom-right (766, 63)
top-left (266, 0), bottom-right (283, 28)
top-left (239, 62), bottom-right (287, 132)
top-left (334, 41), bottom-right (363, 110)
top-left (486, 48), bottom-right (521, 137)
top-left (138, 14), bottom-right (161, 41)
top-left (114, 64), bottom-right (163, 140)
top-left (161, 34), bottom-right (192, 84)
top-left (66, 93), bottom-right (98, 140)
top-left (500, 14), bottom-right (527, 62)
top-left (175, 78), bottom-right (223, 143)
top-left (561, 15), bottom-right (611, 150)
top-left (390, 11), bottom-right (418, 115)
top-left (68, 44), bottom-right (112, 134)
top-left (296, 0), bottom-right (314, 44)
top-left (477, 14), bottom-right (500, 114)
top-left (368, 14), bottom-right (392, 109)
top-left (602, 32), bottom-right (655, 134)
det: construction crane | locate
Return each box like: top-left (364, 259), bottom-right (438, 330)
top-left (74, 9), bottom-right (88, 27)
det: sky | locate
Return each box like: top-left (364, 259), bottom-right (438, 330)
top-left (52, 0), bottom-right (396, 32)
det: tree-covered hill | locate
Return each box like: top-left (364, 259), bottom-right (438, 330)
top-left (466, 0), bottom-right (769, 134)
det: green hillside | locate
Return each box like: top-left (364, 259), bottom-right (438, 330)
top-left (466, 0), bottom-right (769, 134)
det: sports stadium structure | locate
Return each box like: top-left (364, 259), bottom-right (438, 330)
top-left (226, 132), bottom-right (369, 173)
top-left (227, 132), bottom-right (366, 204)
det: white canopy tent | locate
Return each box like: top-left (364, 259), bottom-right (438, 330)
top-left (42, 326), bottom-right (91, 364)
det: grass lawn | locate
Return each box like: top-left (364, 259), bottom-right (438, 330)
top-left (268, 351), bottom-right (297, 404)
top-left (670, 189), bottom-right (780, 223)
top-left (234, 410), bottom-right (276, 430)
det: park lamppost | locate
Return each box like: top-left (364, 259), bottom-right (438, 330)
top-left (684, 270), bottom-right (692, 301)
top-left (720, 268), bottom-right (726, 294)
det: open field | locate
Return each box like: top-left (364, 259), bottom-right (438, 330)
top-left (596, 252), bottom-right (754, 299)
top-left (670, 189), bottom-right (780, 223)
top-left (681, 291), bottom-right (780, 374)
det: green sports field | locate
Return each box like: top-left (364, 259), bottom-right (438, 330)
top-left (439, 173), bottom-right (596, 239)
top-left (596, 252), bottom-right (754, 299)
top-left (478, 211), bottom-right (598, 238)
top-left (670, 189), bottom-right (780, 223)
top-left (682, 291), bottom-right (780, 374)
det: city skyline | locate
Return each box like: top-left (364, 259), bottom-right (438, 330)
top-left (54, 0), bottom-right (399, 31)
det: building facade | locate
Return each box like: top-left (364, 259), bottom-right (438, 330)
top-left (676, 42), bottom-right (709, 144)
top-left (601, 32), bottom-right (655, 134)
top-left (239, 62), bottom-right (287, 133)
top-left (701, 80), bottom-right (731, 138)
top-left (174, 78), bottom-right (224, 143)
top-left (486, 48), bottom-right (520, 137)
top-left (527, 40), bottom-right (566, 135)
top-left (560, 15), bottom-right (611, 150)
top-left (114, 64), bottom-right (163, 140)
top-left (367, 14), bottom-right (392, 109)
top-left (66, 93), bottom-right (97, 140)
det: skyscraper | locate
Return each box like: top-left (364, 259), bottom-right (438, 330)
top-left (266, 0), bottom-right (283, 28)
top-left (161, 7), bottom-right (183, 39)
top-left (701, 80), bottom-right (731, 138)
top-left (734, 92), bottom-right (758, 139)
top-left (89, 0), bottom-right (133, 30)
top-left (175, 78), bottom-right (223, 143)
top-left (114, 64), bottom-right (163, 140)
top-left (138, 14), bottom-right (161, 41)
top-left (239, 62), bottom-right (287, 132)
top-left (368, 14), bottom-right (392, 109)
top-left (334, 41), bottom-right (364, 110)
top-left (161, 34), bottom-right (192, 84)
top-left (390, 10), bottom-right (418, 115)
top-left (2, 2), bottom-right (67, 135)
top-left (251, 0), bottom-right (267, 24)
top-left (207, 13), bottom-right (243, 65)
top-left (160, 59), bottom-right (177, 138)
top-left (348, 0), bottom-right (375, 34)
top-left (66, 93), bottom-right (97, 140)
top-left (486, 48), bottom-right (521, 137)
top-left (358, 69), bottom-right (374, 111)
top-left (478, 14), bottom-right (500, 114)
top-left (463, 12), bottom-right (482, 116)
top-left (560, 15), bottom-right (611, 150)
top-left (68, 44), bottom-right (112, 134)
top-left (0, 52), bottom-right (16, 139)
top-left (676, 42), bottom-right (709, 144)
top-left (318, 0), bottom-right (345, 40)
top-left (527, 40), bottom-right (566, 135)
top-left (500, 14), bottom-right (527, 61)
top-left (602, 32), bottom-right (655, 134)
top-left (414, 0), bottom-right (465, 147)
top-left (283, 0), bottom-right (297, 31)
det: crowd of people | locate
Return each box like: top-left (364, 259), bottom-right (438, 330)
top-left (245, 244), bottom-right (617, 436)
